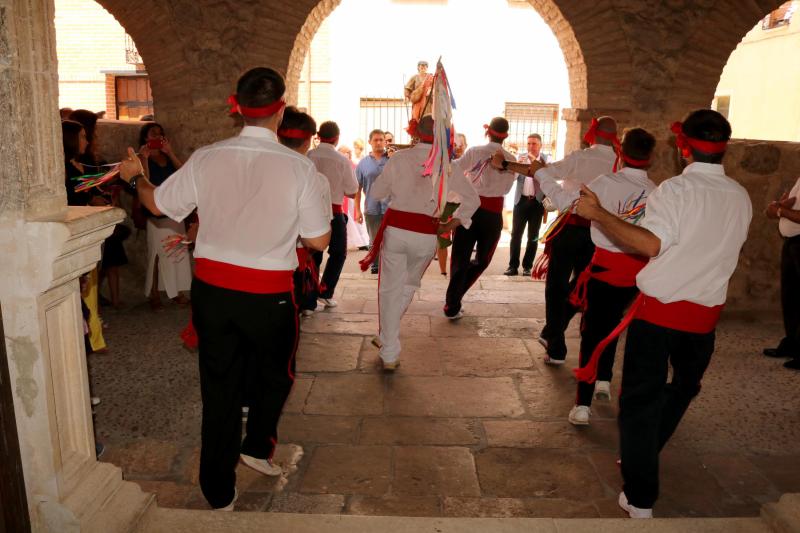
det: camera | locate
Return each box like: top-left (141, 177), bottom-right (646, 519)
top-left (146, 138), bottom-right (165, 150)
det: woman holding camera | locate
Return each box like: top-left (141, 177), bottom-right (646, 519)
top-left (138, 123), bottom-right (192, 310)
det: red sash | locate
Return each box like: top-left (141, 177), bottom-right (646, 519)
top-left (565, 214), bottom-right (590, 227)
top-left (569, 248), bottom-right (648, 310)
top-left (195, 258), bottom-right (293, 294)
top-left (573, 293), bottom-right (724, 383)
top-left (332, 204), bottom-right (343, 215)
top-left (479, 196), bottom-right (504, 214)
top-left (359, 208), bottom-right (439, 271)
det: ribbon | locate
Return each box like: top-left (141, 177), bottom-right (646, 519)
top-left (670, 121), bottom-right (728, 159)
top-left (584, 118), bottom-right (623, 171)
top-left (277, 128), bottom-right (314, 140)
top-left (622, 153), bottom-right (650, 167)
top-left (227, 94), bottom-right (285, 118)
top-left (484, 124), bottom-right (508, 140)
top-left (407, 119), bottom-right (434, 143)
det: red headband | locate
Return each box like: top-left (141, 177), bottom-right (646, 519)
top-left (277, 128), bottom-right (314, 140)
top-left (227, 94), bottom-right (286, 118)
top-left (484, 124), bottom-right (508, 140)
top-left (407, 119), bottom-right (434, 143)
top-left (621, 153), bottom-right (650, 167)
top-left (583, 118), bottom-right (620, 147)
top-left (670, 122), bottom-right (728, 158)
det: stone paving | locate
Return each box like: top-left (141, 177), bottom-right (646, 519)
top-left (92, 248), bottom-right (800, 518)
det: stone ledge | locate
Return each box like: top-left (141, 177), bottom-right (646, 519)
top-left (141, 508), bottom-right (773, 533)
top-left (761, 493), bottom-right (800, 533)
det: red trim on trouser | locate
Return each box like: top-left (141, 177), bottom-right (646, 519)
top-left (195, 258), bottom-right (293, 294)
top-left (479, 196), bottom-right (504, 213)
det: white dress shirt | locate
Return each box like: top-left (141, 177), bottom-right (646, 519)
top-left (451, 142), bottom-right (516, 198)
top-left (636, 162), bottom-right (752, 306)
top-left (779, 177), bottom-right (800, 238)
top-left (307, 142), bottom-right (359, 206)
top-left (369, 143), bottom-right (481, 229)
top-left (519, 153), bottom-right (547, 197)
top-left (535, 144), bottom-right (617, 211)
top-left (154, 126), bottom-right (332, 271)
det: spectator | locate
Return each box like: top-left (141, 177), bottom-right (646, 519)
top-left (355, 129), bottom-right (389, 274)
top-left (353, 138), bottom-right (365, 161)
top-left (138, 122), bottom-right (192, 310)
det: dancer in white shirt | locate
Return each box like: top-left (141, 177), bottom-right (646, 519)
top-left (364, 116), bottom-right (480, 369)
top-left (307, 121), bottom-right (359, 309)
top-left (118, 68), bottom-right (331, 511)
top-left (574, 109), bottom-right (751, 518)
top-left (443, 117), bottom-right (516, 319)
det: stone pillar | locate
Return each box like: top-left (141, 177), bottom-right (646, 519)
top-left (1, 1), bottom-right (153, 530)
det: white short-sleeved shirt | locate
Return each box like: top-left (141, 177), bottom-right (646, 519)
top-left (451, 142), bottom-right (516, 198)
top-left (636, 162), bottom-right (752, 306)
top-left (779, 177), bottom-right (800, 238)
top-left (307, 143), bottom-right (359, 206)
top-left (535, 144), bottom-right (617, 211)
top-left (369, 143), bottom-right (481, 229)
top-left (154, 126), bottom-right (332, 271)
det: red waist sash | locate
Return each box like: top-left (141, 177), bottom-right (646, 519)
top-left (479, 196), bottom-right (504, 214)
top-left (332, 204), bottom-right (343, 215)
top-left (569, 248), bottom-right (648, 310)
top-left (565, 214), bottom-right (590, 227)
top-left (359, 208), bottom-right (439, 271)
top-left (195, 258), bottom-right (293, 294)
top-left (573, 293), bottom-right (724, 383)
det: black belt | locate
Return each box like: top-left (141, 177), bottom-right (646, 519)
top-left (520, 195), bottom-right (538, 201)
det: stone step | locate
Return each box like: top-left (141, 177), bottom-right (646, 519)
top-left (87, 478), bottom-right (155, 533)
top-left (761, 493), bottom-right (800, 533)
top-left (142, 508), bottom-right (773, 533)
top-left (61, 462), bottom-right (124, 522)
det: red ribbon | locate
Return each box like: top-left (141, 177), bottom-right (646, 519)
top-left (622, 153), bottom-right (650, 167)
top-left (484, 124), bottom-right (508, 140)
top-left (277, 128), bottom-right (314, 140)
top-left (227, 94), bottom-right (286, 118)
top-left (407, 119), bottom-right (434, 143)
top-left (670, 121), bottom-right (728, 158)
top-left (583, 118), bottom-right (623, 171)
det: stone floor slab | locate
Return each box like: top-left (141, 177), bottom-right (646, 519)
top-left (304, 375), bottom-right (384, 416)
top-left (283, 378), bottom-right (313, 414)
top-left (440, 338), bottom-right (534, 376)
top-left (297, 334), bottom-right (362, 372)
top-left (482, 420), bottom-right (617, 449)
top-left (302, 313), bottom-right (430, 337)
top-left (268, 492), bottom-right (346, 514)
top-left (278, 415), bottom-right (360, 445)
top-left (300, 446), bottom-right (392, 496)
top-left (347, 495), bottom-right (442, 517)
top-left (475, 449), bottom-right (605, 500)
top-left (386, 377), bottom-right (525, 418)
top-left (358, 336), bottom-right (444, 376)
top-left (393, 447), bottom-right (481, 497)
top-left (443, 497), bottom-right (600, 518)
top-left (359, 418), bottom-right (482, 446)
top-left (100, 439), bottom-right (181, 479)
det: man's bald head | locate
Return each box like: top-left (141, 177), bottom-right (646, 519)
top-left (417, 115), bottom-right (434, 139)
top-left (594, 116), bottom-right (617, 146)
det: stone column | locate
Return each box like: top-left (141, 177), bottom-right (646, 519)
top-left (1, 1), bottom-right (153, 530)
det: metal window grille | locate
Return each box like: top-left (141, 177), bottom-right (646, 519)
top-left (504, 102), bottom-right (560, 159)
top-left (125, 34), bottom-right (143, 65)
top-left (359, 97), bottom-right (411, 145)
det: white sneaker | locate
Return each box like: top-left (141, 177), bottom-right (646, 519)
top-left (301, 309), bottom-right (314, 317)
top-left (240, 453), bottom-right (282, 476)
top-left (382, 359), bottom-right (400, 371)
top-left (215, 488), bottom-right (238, 511)
top-left (544, 355), bottom-right (565, 366)
top-left (537, 336), bottom-right (549, 350)
top-left (446, 309), bottom-right (464, 320)
top-left (568, 405), bottom-right (591, 426)
top-left (320, 298), bottom-right (338, 308)
top-left (371, 336), bottom-right (382, 349)
top-left (618, 491), bottom-right (653, 518)
top-left (90, 396), bottom-right (101, 406)
top-left (594, 380), bottom-right (611, 401)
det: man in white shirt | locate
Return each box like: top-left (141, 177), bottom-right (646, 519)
top-left (444, 118), bottom-right (516, 319)
top-left (575, 109), bottom-right (752, 518)
top-left (540, 128), bottom-right (656, 426)
top-left (505, 133), bottom-right (550, 276)
top-left (494, 117), bottom-right (618, 364)
top-left (117, 67), bottom-right (331, 511)
top-left (765, 178), bottom-right (800, 370)
top-left (307, 121), bottom-right (359, 309)
top-left (366, 116), bottom-right (480, 368)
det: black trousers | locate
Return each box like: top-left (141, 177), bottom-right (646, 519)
top-left (619, 319), bottom-right (715, 509)
top-left (192, 278), bottom-right (298, 509)
top-left (542, 225), bottom-right (595, 359)
top-left (313, 213), bottom-right (348, 301)
top-left (576, 277), bottom-right (639, 406)
top-left (445, 208), bottom-right (503, 316)
top-left (509, 197), bottom-right (544, 271)
top-left (778, 236), bottom-right (800, 356)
